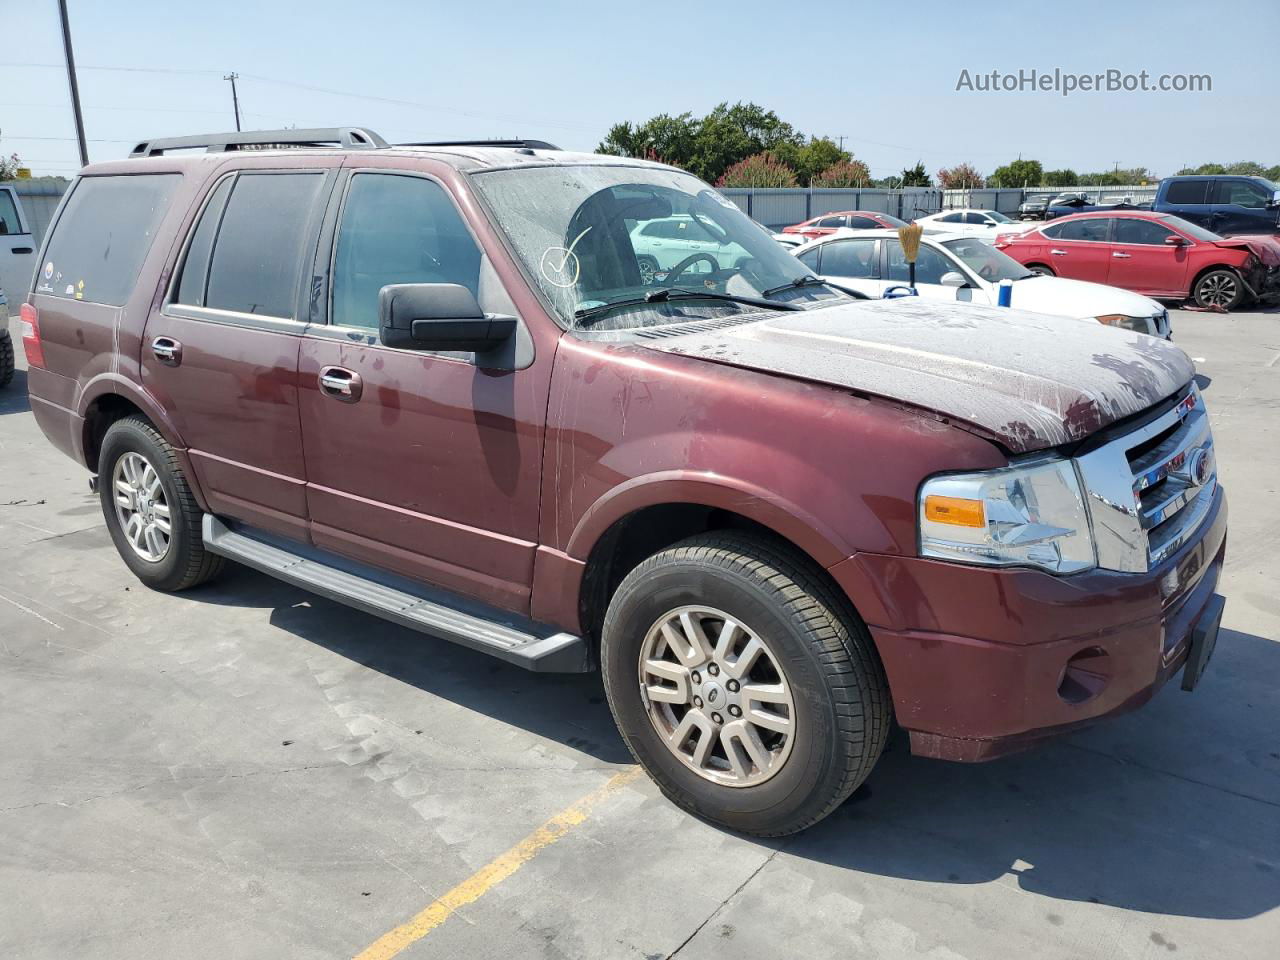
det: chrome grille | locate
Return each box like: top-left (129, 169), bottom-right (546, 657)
top-left (1075, 386), bottom-right (1216, 572)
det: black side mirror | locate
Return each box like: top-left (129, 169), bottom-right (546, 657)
top-left (378, 283), bottom-right (516, 354)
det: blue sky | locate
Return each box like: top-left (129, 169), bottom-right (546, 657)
top-left (2, 0), bottom-right (1277, 179)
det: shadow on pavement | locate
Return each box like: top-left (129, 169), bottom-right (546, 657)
top-left (192, 564), bottom-right (1280, 921)
top-left (0, 368), bottom-right (29, 415)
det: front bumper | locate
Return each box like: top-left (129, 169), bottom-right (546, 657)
top-left (830, 486), bottom-right (1227, 761)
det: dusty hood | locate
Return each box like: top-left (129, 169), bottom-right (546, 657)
top-left (641, 298), bottom-right (1195, 453)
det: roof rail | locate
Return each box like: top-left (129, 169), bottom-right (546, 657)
top-left (398, 139), bottom-right (561, 151)
top-left (129, 127), bottom-right (387, 157)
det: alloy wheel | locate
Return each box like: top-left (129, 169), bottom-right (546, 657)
top-left (112, 451), bottom-right (172, 562)
top-left (1199, 274), bottom-right (1237, 307)
top-left (638, 605), bottom-right (796, 788)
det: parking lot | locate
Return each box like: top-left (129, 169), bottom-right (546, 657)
top-left (1, 306), bottom-right (1277, 959)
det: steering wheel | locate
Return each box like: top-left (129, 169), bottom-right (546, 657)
top-left (978, 264), bottom-right (998, 281)
top-left (664, 253), bottom-right (722, 286)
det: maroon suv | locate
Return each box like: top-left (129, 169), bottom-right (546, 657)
top-left (22, 128), bottom-right (1227, 836)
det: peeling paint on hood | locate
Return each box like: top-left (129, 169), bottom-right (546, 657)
top-left (640, 298), bottom-right (1195, 453)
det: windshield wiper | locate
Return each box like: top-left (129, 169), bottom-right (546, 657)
top-left (574, 288), bottom-right (801, 324)
top-left (762, 275), bottom-right (831, 298)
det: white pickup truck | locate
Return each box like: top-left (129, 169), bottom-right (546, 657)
top-left (1, 184), bottom-right (37, 302)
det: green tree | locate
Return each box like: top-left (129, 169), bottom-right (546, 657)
top-left (935, 162), bottom-right (985, 189)
top-left (597, 113), bottom-right (698, 169)
top-left (988, 158), bottom-right (1043, 188)
top-left (811, 159), bottom-right (872, 188)
top-left (1267, 165), bottom-right (1280, 182)
top-left (790, 137), bottom-right (850, 186)
top-left (716, 152), bottom-right (799, 188)
top-left (1224, 161), bottom-right (1267, 177)
top-left (1175, 163), bottom-right (1226, 176)
top-left (899, 161), bottom-right (931, 187)
top-left (1042, 169), bottom-right (1079, 187)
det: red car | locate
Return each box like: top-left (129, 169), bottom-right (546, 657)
top-left (782, 210), bottom-right (905, 241)
top-left (995, 210), bottom-right (1280, 310)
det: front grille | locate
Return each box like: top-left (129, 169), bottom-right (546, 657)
top-left (1075, 387), bottom-right (1216, 572)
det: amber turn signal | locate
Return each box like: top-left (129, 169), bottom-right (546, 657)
top-left (923, 495), bottom-right (986, 528)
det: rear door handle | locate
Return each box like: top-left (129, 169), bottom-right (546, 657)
top-left (1049, 249), bottom-right (1068, 256)
top-left (319, 366), bottom-right (362, 402)
top-left (1112, 252), bottom-right (1131, 258)
top-left (151, 336), bottom-right (182, 366)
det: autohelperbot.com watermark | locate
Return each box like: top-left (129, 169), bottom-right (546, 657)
top-left (956, 68), bottom-right (1212, 96)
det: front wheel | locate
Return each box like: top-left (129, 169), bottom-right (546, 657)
top-left (601, 532), bottom-right (891, 836)
top-left (99, 415), bottom-right (224, 591)
top-left (1026, 263), bottom-right (1055, 277)
top-left (1193, 269), bottom-right (1244, 310)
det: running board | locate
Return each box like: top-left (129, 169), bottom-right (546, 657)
top-left (202, 516), bottom-right (590, 672)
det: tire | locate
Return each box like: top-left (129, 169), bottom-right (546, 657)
top-left (0, 330), bottom-right (14, 389)
top-left (1193, 269), bottom-right (1244, 310)
top-left (98, 415), bottom-right (224, 591)
top-left (1026, 263), bottom-right (1055, 277)
top-left (601, 531), bottom-right (891, 836)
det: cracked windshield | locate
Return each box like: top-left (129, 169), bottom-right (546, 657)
top-left (470, 164), bottom-right (848, 329)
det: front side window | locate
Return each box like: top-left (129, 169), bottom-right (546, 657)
top-left (470, 164), bottom-right (842, 331)
top-left (1113, 218), bottom-right (1174, 245)
top-left (331, 173), bottom-right (482, 331)
top-left (885, 240), bottom-right (953, 285)
top-left (1213, 179), bottom-right (1268, 208)
top-left (188, 173), bottom-right (324, 318)
top-left (36, 174), bottom-right (180, 305)
top-left (820, 239), bottom-right (878, 278)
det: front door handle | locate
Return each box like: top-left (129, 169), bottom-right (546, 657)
top-left (319, 366), bottom-right (362, 402)
top-left (151, 336), bottom-right (182, 366)
top-left (1112, 252), bottom-right (1131, 259)
top-left (10, 246), bottom-right (33, 255)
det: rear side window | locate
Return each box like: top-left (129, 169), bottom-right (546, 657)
top-left (177, 172), bottom-right (323, 318)
top-left (1165, 180), bottom-right (1208, 205)
top-left (846, 216), bottom-right (878, 229)
top-left (36, 174), bottom-right (180, 304)
top-left (0, 189), bottom-right (22, 235)
top-left (1043, 218), bottom-right (1111, 242)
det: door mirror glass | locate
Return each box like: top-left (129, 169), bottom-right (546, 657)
top-left (378, 283), bottom-right (515, 353)
top-left (1271, 190), bottom-right (1280, 208)
top-left (940, 271), bottom-right (968, 288)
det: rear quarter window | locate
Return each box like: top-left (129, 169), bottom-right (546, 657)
top-left (35, 174), bottom-right (180, 305)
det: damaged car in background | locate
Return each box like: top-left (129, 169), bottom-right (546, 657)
top-left (22, 129), bottom-right (1226, 836)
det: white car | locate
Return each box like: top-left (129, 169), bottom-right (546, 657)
top-left (915, 208), bottom-right (1023, 242)
top-left (0, 185), bottom-right (37, 301)
top-left (772, 232), bottom-right (806, 251)
top-left (629, 214), bottom-right (750, 282)
top-left (795, 229), bottom-right (1172, 337)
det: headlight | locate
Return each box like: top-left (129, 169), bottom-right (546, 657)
top-left (918, 459), bottom-right (1096, 574)
top-left (1093, 313), bottom-right (1151, 333)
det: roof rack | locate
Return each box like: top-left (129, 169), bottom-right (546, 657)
top-left (398, 139), bottom-right (561, 151)
top-left (129, 127), bottom-right (387, 157)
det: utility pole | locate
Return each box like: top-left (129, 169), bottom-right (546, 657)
top-left (56, 0), bottom-right (89, 168)
top-left (224, 73), bottom-right (241, 131)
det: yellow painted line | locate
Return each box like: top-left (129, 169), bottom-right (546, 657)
top-left (353, 766), bottom-right (642, 960)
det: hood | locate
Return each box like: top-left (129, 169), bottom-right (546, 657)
top-left (640, 298), bottom-right (1195, 453)
top-left (1006, 274), bottom-right (1162, 318)
top-left (1215, 234), bottom-right (1280, 268)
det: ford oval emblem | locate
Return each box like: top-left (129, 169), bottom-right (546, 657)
top-left (1187, 447), bottom-right (1213, 488)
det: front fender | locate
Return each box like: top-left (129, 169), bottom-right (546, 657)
top-left (564, 470), bottom-right (851, 569)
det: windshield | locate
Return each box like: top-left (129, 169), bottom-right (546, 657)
top-left (470, 164), bottom-right (845, 330)
top-left (941, 238), bottom-right (1034, 282)
top-left (1161, 215), bottom-right (1223, 242)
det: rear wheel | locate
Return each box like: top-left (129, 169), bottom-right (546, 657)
top-left (601, 532), bottom-right (891, 836)
top-left (1193, 269), bottom-right (1244, 310)
top-left (98, 416), bottom-right (223, 591)
top-left (0, 330), bottom-right (14, 388)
